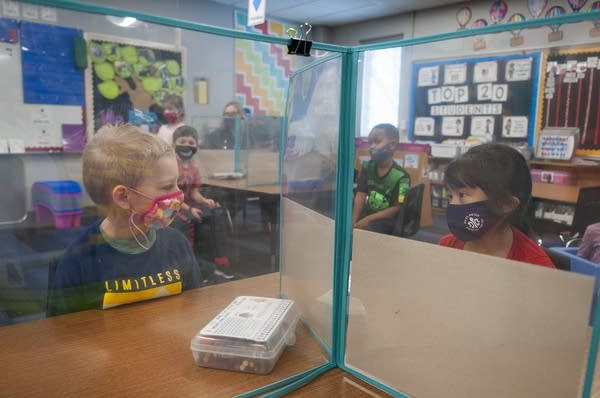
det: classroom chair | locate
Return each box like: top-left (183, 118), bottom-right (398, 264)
top-left (562, 186), bottom-right (600, 247)
top-left (392, 183), bottom-right (425, 238)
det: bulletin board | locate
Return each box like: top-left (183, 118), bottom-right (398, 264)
top-left (85, 33), bottom-right (185, 135)
top-left (537, 46), bottom-right (600, 157)
top-left (0, 18), bottom-right (84, 152)
top-left (409, 52), bottom-right (541, 147)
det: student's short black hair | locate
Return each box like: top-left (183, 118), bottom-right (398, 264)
top-left (371, 123), bottom-right (399, 143)
top-left (444, 143), bottom-right (531, 227)
top-left (172, 125), bottom-right (199, 144)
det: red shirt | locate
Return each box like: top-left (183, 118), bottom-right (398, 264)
top-left (177, 159), bottom-right (202, 205)
top-left (439, 227), bottom-right (556, 268)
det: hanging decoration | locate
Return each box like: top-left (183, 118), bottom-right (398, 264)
top-left (489, 0), bottom-right (508, 24)
top-left (566, 0), bottom-right (588, 12)
top-left (472, 18), bottom-right (488, 51)
top-left (507, 13), bottom-right (526, 46)
top-left (546, 5), bottom-right (566, 42)
top-left (527, 0), bottom-right (548, 19)
top-left (456, 6), bottom-right (472, 30)
top-left (590, 1), bottom-right (600, 36)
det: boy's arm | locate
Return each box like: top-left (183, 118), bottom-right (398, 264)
top-left (352, 192), bottom-right (366, 226)
top-left (352, 167), bottom-right (368, 226)
top-left (355, 203), bottom-right (401, 228)
top-left (190, 187), bottom-right (215, 208)
top-left (355, 170), bottom-right (409, 229)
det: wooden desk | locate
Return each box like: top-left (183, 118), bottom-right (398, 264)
top-left (204, 177), bottom-right (280, 195)
top-left (0, 273), bottom-right (331, 397)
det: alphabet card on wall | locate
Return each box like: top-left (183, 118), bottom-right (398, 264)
top-left (409, 51), bottom-right (541, 147)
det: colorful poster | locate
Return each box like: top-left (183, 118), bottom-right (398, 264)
top-left (234, 10), bottom-right (294, 116)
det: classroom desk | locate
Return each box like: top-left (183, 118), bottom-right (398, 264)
top-left (203, 177), bottom-right (280, 195)
top-left (0, 272), bottom-right (391, 398)
top-left (204, 178), bottom-right (280, 272)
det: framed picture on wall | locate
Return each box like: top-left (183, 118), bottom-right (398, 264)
top-left (84, 33), bottom-right (186, 137)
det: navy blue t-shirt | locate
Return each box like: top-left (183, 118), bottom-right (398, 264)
top-left (47, 220), bottom-right (202, 316)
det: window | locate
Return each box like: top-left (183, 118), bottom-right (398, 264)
top-left (359, 47), bottom-right (402, 136)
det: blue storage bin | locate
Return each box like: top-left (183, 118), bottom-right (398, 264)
top-left (550, 246), bottom-right (600, 325)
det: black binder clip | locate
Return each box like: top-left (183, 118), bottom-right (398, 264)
top-left (287, 22), bottom-right (312, 56)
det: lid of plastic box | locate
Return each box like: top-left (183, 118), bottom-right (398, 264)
top-left (190, 296), bottom-right (299, 359)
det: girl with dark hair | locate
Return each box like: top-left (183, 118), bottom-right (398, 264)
top-left (438, 143), bottom-right (555, 268)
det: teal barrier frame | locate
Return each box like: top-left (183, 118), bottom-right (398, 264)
top-left (21, 1), bottom-right (600, 396)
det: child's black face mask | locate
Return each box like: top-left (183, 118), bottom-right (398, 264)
top-left (175, 145), bottom-right (197, 161)
top-left (369, 145), bottom-right (394, 164)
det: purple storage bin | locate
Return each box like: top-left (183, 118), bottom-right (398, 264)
top-left (32, 180), bottom-right (82, 229)
top-left (531, 169), bottom-right (575, 185)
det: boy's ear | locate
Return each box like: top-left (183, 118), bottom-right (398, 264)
top-left (112, 185), bottom-right (131, 210)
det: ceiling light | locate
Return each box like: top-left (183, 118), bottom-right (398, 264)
top-left (106, 16), bottom-right (139, 28)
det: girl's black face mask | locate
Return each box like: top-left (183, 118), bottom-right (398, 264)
top-left (446, 200), bottom-right (500, 241)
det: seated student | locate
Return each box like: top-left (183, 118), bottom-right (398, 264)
top-left (438, 143), bottom-right (555, 268)
top-left (170, 125), bottom-right (235, 281)
top-left (352, 123), bottom-right (411, 234)
top-left (204, 101), bottom-right (249, 149)
top-left (156, 94), bottom-right (185, 145)
top-left (47, 124), bottom-right (202, 316)
top-left (577, 222), bottom-right (600, 264)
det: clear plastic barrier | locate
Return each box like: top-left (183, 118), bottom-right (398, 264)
top-left (0, 3), bottom-right (331, 397)
top-left (350, 17), bottom-right (600, 397)
top-left (280, 56), bottom-right (342, 351)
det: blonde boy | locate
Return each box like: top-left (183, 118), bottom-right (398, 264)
top-left (47, 124), bottom-right (202, 316)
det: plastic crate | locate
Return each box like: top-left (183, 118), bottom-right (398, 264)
top-left (549, 247), bottom-right (600, 325)
top-left (32, 180), bottom-right (82, 229)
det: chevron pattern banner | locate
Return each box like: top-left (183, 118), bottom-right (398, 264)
top-left (234, 10), bottom-right (294, 116)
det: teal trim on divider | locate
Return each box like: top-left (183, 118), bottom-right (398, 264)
top-left (582, 288), bottom-right (600, 398)
top-left (26, 0), bottom-right (348, 53)
top-left (340, 363), bottom-right (412, 398)
top-left (331, 50), bottom-right (359, 367)
top-left (257, 362), bottom-right (336, 398)
top-left (278, 113), bottom-right (286, 295)
top-left (354, 10), bottom-right (600, 52)
top-left (234, 362), bottom-right (335, 398)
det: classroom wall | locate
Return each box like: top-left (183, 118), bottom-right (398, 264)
top-left (329, 0), bottom-right (600, 139)
top-left (0, 0), bottom-right (250, 212)
top-left (55, 0), bottom-right (237, 118)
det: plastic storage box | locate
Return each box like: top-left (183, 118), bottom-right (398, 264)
top-left (190, 296), bottom-right (300, 374)
top-left (531, 169), bottom-right (575, 185)
top-left (549, 247), bottom-right (600, 325)
top-left (32, 180), bottom-right (82, 229)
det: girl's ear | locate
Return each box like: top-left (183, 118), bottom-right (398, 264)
top-left (502, 196), bottom-right (520, 215)
top-left (112, 185), bottom-right (131, 210)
